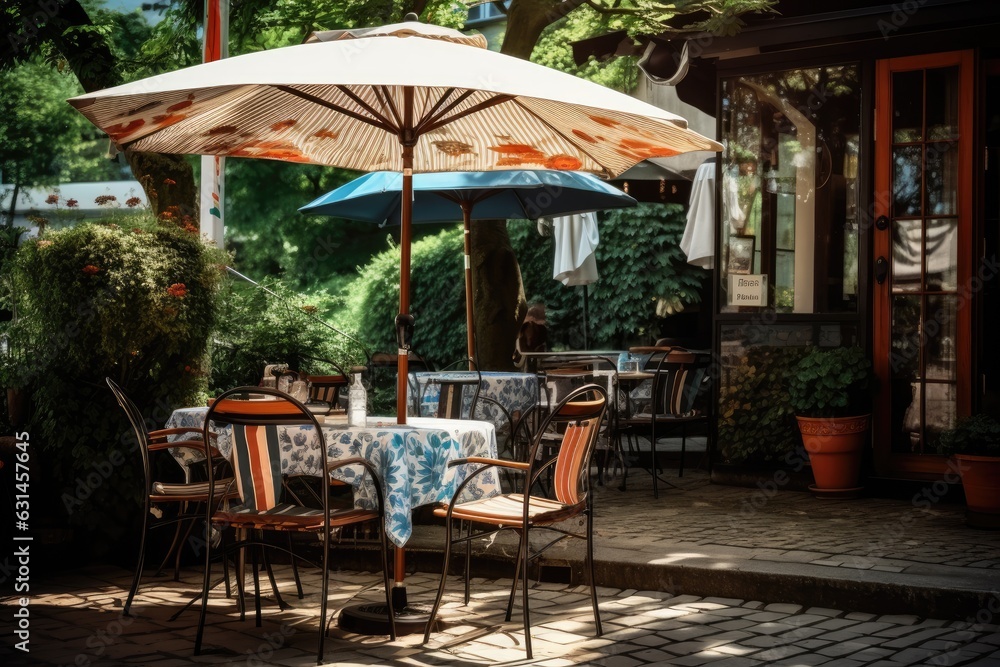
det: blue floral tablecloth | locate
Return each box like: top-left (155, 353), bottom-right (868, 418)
top-left (165, 409), bottom-right (499, 547)
top-left (409, 371), bottom-right (538, 430)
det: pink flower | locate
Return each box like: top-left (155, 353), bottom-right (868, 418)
top-left (82, 265), bottom-right (101, 276)
top-left (65, 198), bottom-right (78, 208)
top-left (46, 194), bottom-right (59, 205)
top-left (167, 283), bottom-right (187, 298)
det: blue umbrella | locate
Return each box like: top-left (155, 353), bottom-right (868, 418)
top-left (301, 170), bottom-right (635, 361)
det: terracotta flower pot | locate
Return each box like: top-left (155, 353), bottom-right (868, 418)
top-left (954, 454), bottom-right (1000, 527)
top-left (796, 414), bottom-right (870, 492)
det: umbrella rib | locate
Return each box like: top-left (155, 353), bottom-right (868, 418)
top-left (375, 85), bottom-right (403, 130)
top-left (414, 87), bottom-right (459, 134)
top-left (420, 94), bottom-right (516, 135)
top-left (274, 85), bottom-right (396, 133)
top-left (414, 89), bottom-right (475, 134)
top-left (335, 85), bottom-right (400, 132)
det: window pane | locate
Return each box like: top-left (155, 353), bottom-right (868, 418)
top-left (892, 70), bottom-right (923, 143)
top-left (926, 66), bottom-right (959, 140)
top-left (925, 295), bottom-right (957, 381)
top-left (925, 218), bottom-right (958, 291)
top-left (892, 218), bottom-right (923, 292)
top-left (926, 142), bottom-right (958, 215)
top-left (720, 65), bottom-right (860, 314)
top-left (892, 146), bottom-right (923, 217)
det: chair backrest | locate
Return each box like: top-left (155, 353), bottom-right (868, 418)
top-left (308, 374), bottom-right (348, 406)
top-left (529, 384), bottom-right (607, 506)
top-left (106, 378), bottom-right (154, 490)
top-left (650, 349), bottom-right (711, 417)
top-left (206, 387), bottom-right (325, 512)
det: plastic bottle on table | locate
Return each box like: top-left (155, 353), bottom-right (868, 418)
top-left (348, 367), bottom-right (367, 427)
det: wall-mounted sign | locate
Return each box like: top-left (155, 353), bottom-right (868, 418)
top-left (728, 274), bottom-right (768, 307)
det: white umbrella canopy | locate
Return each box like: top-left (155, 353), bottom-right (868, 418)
top-left (68, 16), bottom-right (721, 425)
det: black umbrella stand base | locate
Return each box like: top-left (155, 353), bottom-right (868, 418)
top-left (337, 586), bottom-right (432, 636)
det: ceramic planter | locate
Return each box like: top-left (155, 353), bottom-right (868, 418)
top-left (796, 414), bottom-right (870, 494)
top-left (953, 454), bottom-right (1000, 528)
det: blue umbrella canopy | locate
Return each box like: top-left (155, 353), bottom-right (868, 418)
top-left (300, 169), bottom-right (635, 364)
top-left (299, 169), bottom-right (635, 224)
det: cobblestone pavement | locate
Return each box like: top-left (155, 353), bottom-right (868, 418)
top-left (585, 468), bottom-right (1000, 573)
top-left (3, 564), bottom-right (999, 667)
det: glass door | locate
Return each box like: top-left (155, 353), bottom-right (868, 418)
top-left (873, 51), bottom-right (973, 477)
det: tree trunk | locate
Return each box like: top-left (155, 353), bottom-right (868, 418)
top-left (470, 0), bottom-right (568, 370)
top-left (471, 219), bottom-right (524, 370)
top-left (39, 0), bottom-right (198, 216)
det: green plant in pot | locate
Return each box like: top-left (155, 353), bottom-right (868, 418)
top-left (787, 346), bottom-right (873, 494)
top-left (936, 414), bottom-right (1000, 527)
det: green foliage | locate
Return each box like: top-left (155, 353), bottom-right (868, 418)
top-left (511, 203), bottom-right (707, 349)
top-left (717, 346), bottom-right (806, 463)
top-left (210, 276), bottom-right (367, 394)
top-left (6, 216), bottom-right (226, 551)
top-left (0, 61), bottom-right (127, 196)
top-left (936, 414), bottom-right (1000, 458)
top-left (787, 346), bottom-right (873, 417)
top-left (531, 5), bottom-right (639, 92)
top-left (346, 226), bottom-right (467, 369)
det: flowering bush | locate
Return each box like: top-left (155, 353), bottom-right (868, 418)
top-left (7, 215), bottom-right (228, 550)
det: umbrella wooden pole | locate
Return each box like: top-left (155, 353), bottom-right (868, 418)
top-left (462, 202), bottom-right (475, 369)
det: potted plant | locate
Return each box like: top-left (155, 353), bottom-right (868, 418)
top-left (787, 346), bottom-right (873, 495)
top-left (937, 414), bottom-right (1000, 528)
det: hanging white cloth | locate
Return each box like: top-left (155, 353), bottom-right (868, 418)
top-left (551, 211), bottom-right (600, 286)
top-left (680, 159), bottom-right (717, 269)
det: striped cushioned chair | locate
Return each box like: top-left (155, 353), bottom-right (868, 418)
top-left (422, 383), bottom-right (608, 660)
top-left (106, 378), bottom-right (240, 617)
top-left (195, 387), bottom-right (395, 664)
top-left (618, 348), bottom-right (712, 497)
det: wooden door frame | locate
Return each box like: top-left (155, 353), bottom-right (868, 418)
top-left (872, 50), bottom-right (975, 478)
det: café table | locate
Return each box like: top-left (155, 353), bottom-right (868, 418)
top-left (164, 408), bottom-right (500, 548)
top-left (408, 370), bottom-right (538, 430)
top-left (165, 407), bottom-right (499, 633)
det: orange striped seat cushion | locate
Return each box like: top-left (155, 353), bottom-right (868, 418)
top-left (434, 494), bottom-right (583, 526)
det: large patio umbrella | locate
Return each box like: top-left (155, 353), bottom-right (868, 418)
top-left (299, 169), bottom-right (636, 364)
top-left (67, 15), bottom-right (721, 426)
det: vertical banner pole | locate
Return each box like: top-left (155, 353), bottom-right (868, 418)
top-left (200, 0), bottom-right (228, 247)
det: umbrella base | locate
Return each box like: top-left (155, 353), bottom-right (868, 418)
top-left (338, 586), bottom-right (430, 635)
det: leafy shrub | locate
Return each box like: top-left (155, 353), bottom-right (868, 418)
top-left (936, 414), bottom-right (1000, 457)
top-left (787, 346), bottom-right (873, 417)
top-left (8, 217), bottom-right (226, 553)
top-left (210, 276), bottom-right (366, 393)
top-left (718, 346), bottom-right (806, 463)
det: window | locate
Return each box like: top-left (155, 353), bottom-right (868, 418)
top-left (719, 65), bottom-right (862, 314)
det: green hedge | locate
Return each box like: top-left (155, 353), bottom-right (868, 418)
top-left (5, 218), bottom-right (226, 553)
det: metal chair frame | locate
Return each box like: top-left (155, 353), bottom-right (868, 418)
top-left (195, 386), bottom-right (395, 664)
top-left (423, 383), bottom-right (608, 659)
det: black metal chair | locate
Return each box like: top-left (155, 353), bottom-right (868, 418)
top-left (423, 383), bottom-right (608, 660)
top-left (195, 387), bottom-right (395, 664)
top-left (106, 378), bottom-right (239, 617)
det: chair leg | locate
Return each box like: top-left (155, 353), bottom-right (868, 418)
top-left (172, 515), bottom-right (198, 581)
top-left (236, 529), bottom-right (247, 620)
top-left (504, 532), bottom-right (523, 623)
top-left (651, 421), bottom-right (659, 500)
top-left (125, 498), bottom-right (150, 617)
top-left (520, 525), bottom-right (532, 660)
top-left (194, 519), bottom-right (214, 655)
top-left (287, 533), bottom-right (304, 599)
top-left (155, 512), bottom-right (186, 578)
top-left (463, 520), bottom-right (472, 605)
top-left (586, 506), bottom-right (602, 636)
top-left (379, 521), bottom-right (396, 641)
top-left (679, 423), bottom-right (687, 478)
top-left (317, 527), bottom-right (330, 665)
top-left (422, 514), bottom-right (455, 645)
top-left (251, 535), bottom-right (262, 627)
top-left (260, 539), bottom-right (289, 611)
